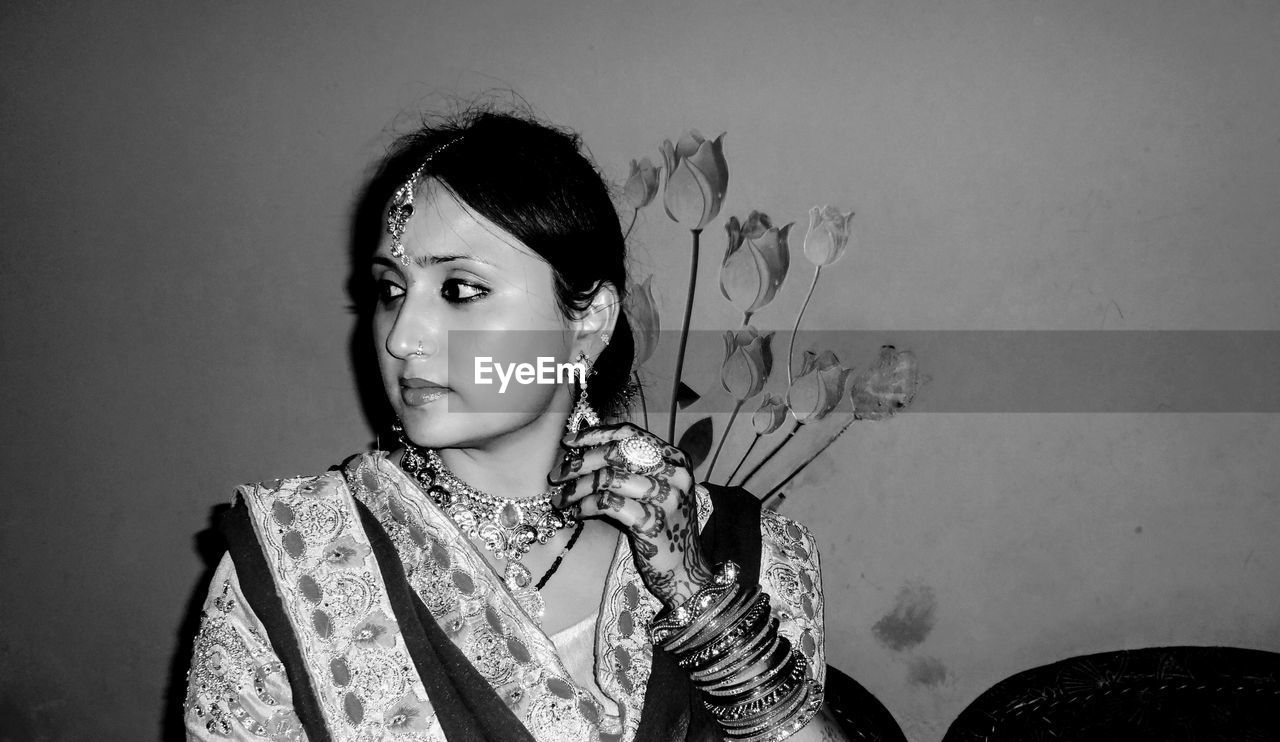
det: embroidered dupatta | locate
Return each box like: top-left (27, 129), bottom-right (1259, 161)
top-left (186, 452), bottom-right (825, 742)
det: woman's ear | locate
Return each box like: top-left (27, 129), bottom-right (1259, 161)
top-left (572, 280), bottom-right (620, 349)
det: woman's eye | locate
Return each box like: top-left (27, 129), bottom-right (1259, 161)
top-left (375, 279), bottom-right (405, 304)
top-left (442, 279), bottom-right (487, 304)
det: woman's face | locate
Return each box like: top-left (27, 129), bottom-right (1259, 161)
top-left (372, 183), bottom-right (578, 451)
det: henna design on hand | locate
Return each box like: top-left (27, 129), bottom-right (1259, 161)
top-left (641, 478), bottom-right (671, 504)
top-left (558, 423), bottom-right (711, 607)
top-left (632, 534), bottom-right (658, 560)
top-left (635, 501), bottom-right (665, 538)
top-left (596, 490), bottom-right (626, 511)
top-left (661, 443), bottom-right (689, 467)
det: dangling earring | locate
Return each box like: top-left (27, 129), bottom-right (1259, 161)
top-left (392, 418), bottom-right (431, 470)
top-left (565, 351), bottom-right (601, 436)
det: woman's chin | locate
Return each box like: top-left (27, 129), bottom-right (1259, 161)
top-left (397, 408), bottom-right (485, 450)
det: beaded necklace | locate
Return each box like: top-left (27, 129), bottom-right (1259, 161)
top-left (400, 443), bottom-right (580, 622)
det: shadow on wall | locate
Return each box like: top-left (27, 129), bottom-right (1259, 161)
top-left (162, 504), bottom-right (229, 741)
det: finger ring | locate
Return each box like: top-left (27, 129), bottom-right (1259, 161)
top-left (615, 436), bottom-right (665, 475)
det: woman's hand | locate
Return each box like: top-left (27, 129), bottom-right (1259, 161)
top-left (549, 422), bottom-right (714, 608)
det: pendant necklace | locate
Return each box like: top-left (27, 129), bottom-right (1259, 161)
top-left (400, 443), bottom-right (577, 622)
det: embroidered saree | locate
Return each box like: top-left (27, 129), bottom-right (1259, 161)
top-left (184, 451), bottom-right (826, 741)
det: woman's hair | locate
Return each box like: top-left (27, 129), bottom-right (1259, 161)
top-left (368, 107), bottom-right (638, 419)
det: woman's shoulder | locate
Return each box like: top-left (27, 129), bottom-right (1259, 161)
top-left (230, 451), bottom-right (388, 503)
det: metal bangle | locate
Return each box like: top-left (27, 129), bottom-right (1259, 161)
top-left (719, 674), bottom-right (810, 732)
top-left (661, 582), bottom-right (741, 652)
top-left (676, 585), bottom-right (761, 656)
top-left (716, 636), bottom-right (793, 691)
top-left (711, 649), bottom-right (808, 723)
top-left (711, 658), bottom-right (808, 725)
top-left (651, 564), bottom-right (742, 646)
top-left (712, 651), bottom-right (806, 719)
top-left (720, 651), bottom-right (809, 719)
top-left (650, 578), bottom-right (735, 640)
top-left (680, 594), bottom-right (771, 670)
top-left (691, 613), bottom-right (780, 682)
top-left (721, 682), bottom-right (812, 740)
top-left (730, 680), bottom-right (825, 742)
top-left (677, 586), bottom-right (753, 651)
top-left (711, 676), bottom-right (806, 730)
top-left (699, 618), bottom-right (780, 693)
top-left (694, 626), bottom-right (781, 684)
top-left (680, 612), bottom-right (760, 673)
top-left (703, 632), bottom-right (792, 695)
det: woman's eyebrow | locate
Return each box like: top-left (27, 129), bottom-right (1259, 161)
top-left (413, 252), bottom-right (495, 268)
top-left (371, 253), bottom-right (496, 270)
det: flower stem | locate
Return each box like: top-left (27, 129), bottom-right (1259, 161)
top-left (786, 265), bottom-right (823, 386)
top-left (727, 433), bottom-right (762, 485)
top-left (706, 398), bottom-right (744, 482)
top-left (635, 370), bottom-right (649, 430)
top-left (737, 419), bottom-right (801, 490)
top-left (761, 413), bottom-right (856, 506)
top-left (742, 311), bottom-right (752, 327)
top-left (623, 209), bottom-right (639, 241)
top-left (668, 229), bottom-right (701, 442)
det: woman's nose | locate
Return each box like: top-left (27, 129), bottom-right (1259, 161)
top-left (387, 302), bottom-right (441, 359)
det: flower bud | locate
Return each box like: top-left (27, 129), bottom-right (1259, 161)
top-left (624, 275), bottom-right (661, 368)
top-left (786, 349), bottom-right (852, 423)
top-left (622, 157), bottom-right (661, 210)
top-left (850, 345), bottom-right (919, 420)
top-left (720, 211), bottom-right (792, 318)
top-left (802, 205), bottom-right (855, 266)
top-left (752, 393), bottom-right (788, 434)
top-left (720, 326), bottom-right (773, 401)
top-left (660, 130), bottom-right (729, 230)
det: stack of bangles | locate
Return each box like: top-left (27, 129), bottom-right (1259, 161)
top-left (649, 561), bottom-right (824, 741)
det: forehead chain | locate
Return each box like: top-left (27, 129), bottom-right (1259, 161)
top-left (386, 137), bottom-right (461, 267)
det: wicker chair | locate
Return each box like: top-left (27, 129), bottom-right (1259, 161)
top-left (941, 646), bottom-right (1280, 742)
top-left (825, 664), bottom-right (908, 741)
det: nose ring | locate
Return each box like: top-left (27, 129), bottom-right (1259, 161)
top-left (415, 341), bottom-right (424, 356)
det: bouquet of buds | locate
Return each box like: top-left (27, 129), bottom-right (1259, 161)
top-left (620, 131), bottom-right (921, 509)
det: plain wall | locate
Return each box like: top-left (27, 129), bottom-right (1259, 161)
top-left (2, 1), bottom-right (1277, 740)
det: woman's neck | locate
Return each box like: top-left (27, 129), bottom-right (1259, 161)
top-left (432, 413), bottom-right (570, 501)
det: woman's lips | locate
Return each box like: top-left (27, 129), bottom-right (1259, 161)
top-left (400, 378), bottom-right (448, 407)
top-left (401, 386), bottom-right (447, 407)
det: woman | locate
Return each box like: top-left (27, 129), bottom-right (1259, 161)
top-left (184, 110), bottom-right (845, 741)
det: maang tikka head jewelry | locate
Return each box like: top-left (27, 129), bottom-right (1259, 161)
top-left (386, 137), bottom-right (462, 267)
top-left (386, 163), bottom-right (425, 267)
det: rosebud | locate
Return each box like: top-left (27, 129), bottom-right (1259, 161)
top-left (786, 349), bottom-right (852, 423)
top-left (660, 130), bottom-right (729, 230)
top-left (720, 326), bottom-right (773, 401)
top-left (720, 211), bottom-right (792, 318)
top-left (752, 393), bottom-right (788, 434)
top-left (625, 275), bottom-right (661, 368)
top-left (850, 345), bottom-right (919, 420)
top-left (622, 157), bottom-right (661, 210)
top-left (802, 205), bottom-right (855, 266)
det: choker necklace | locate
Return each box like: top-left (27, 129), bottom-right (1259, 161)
top-left (399, 442), bottom-right (575, 622)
